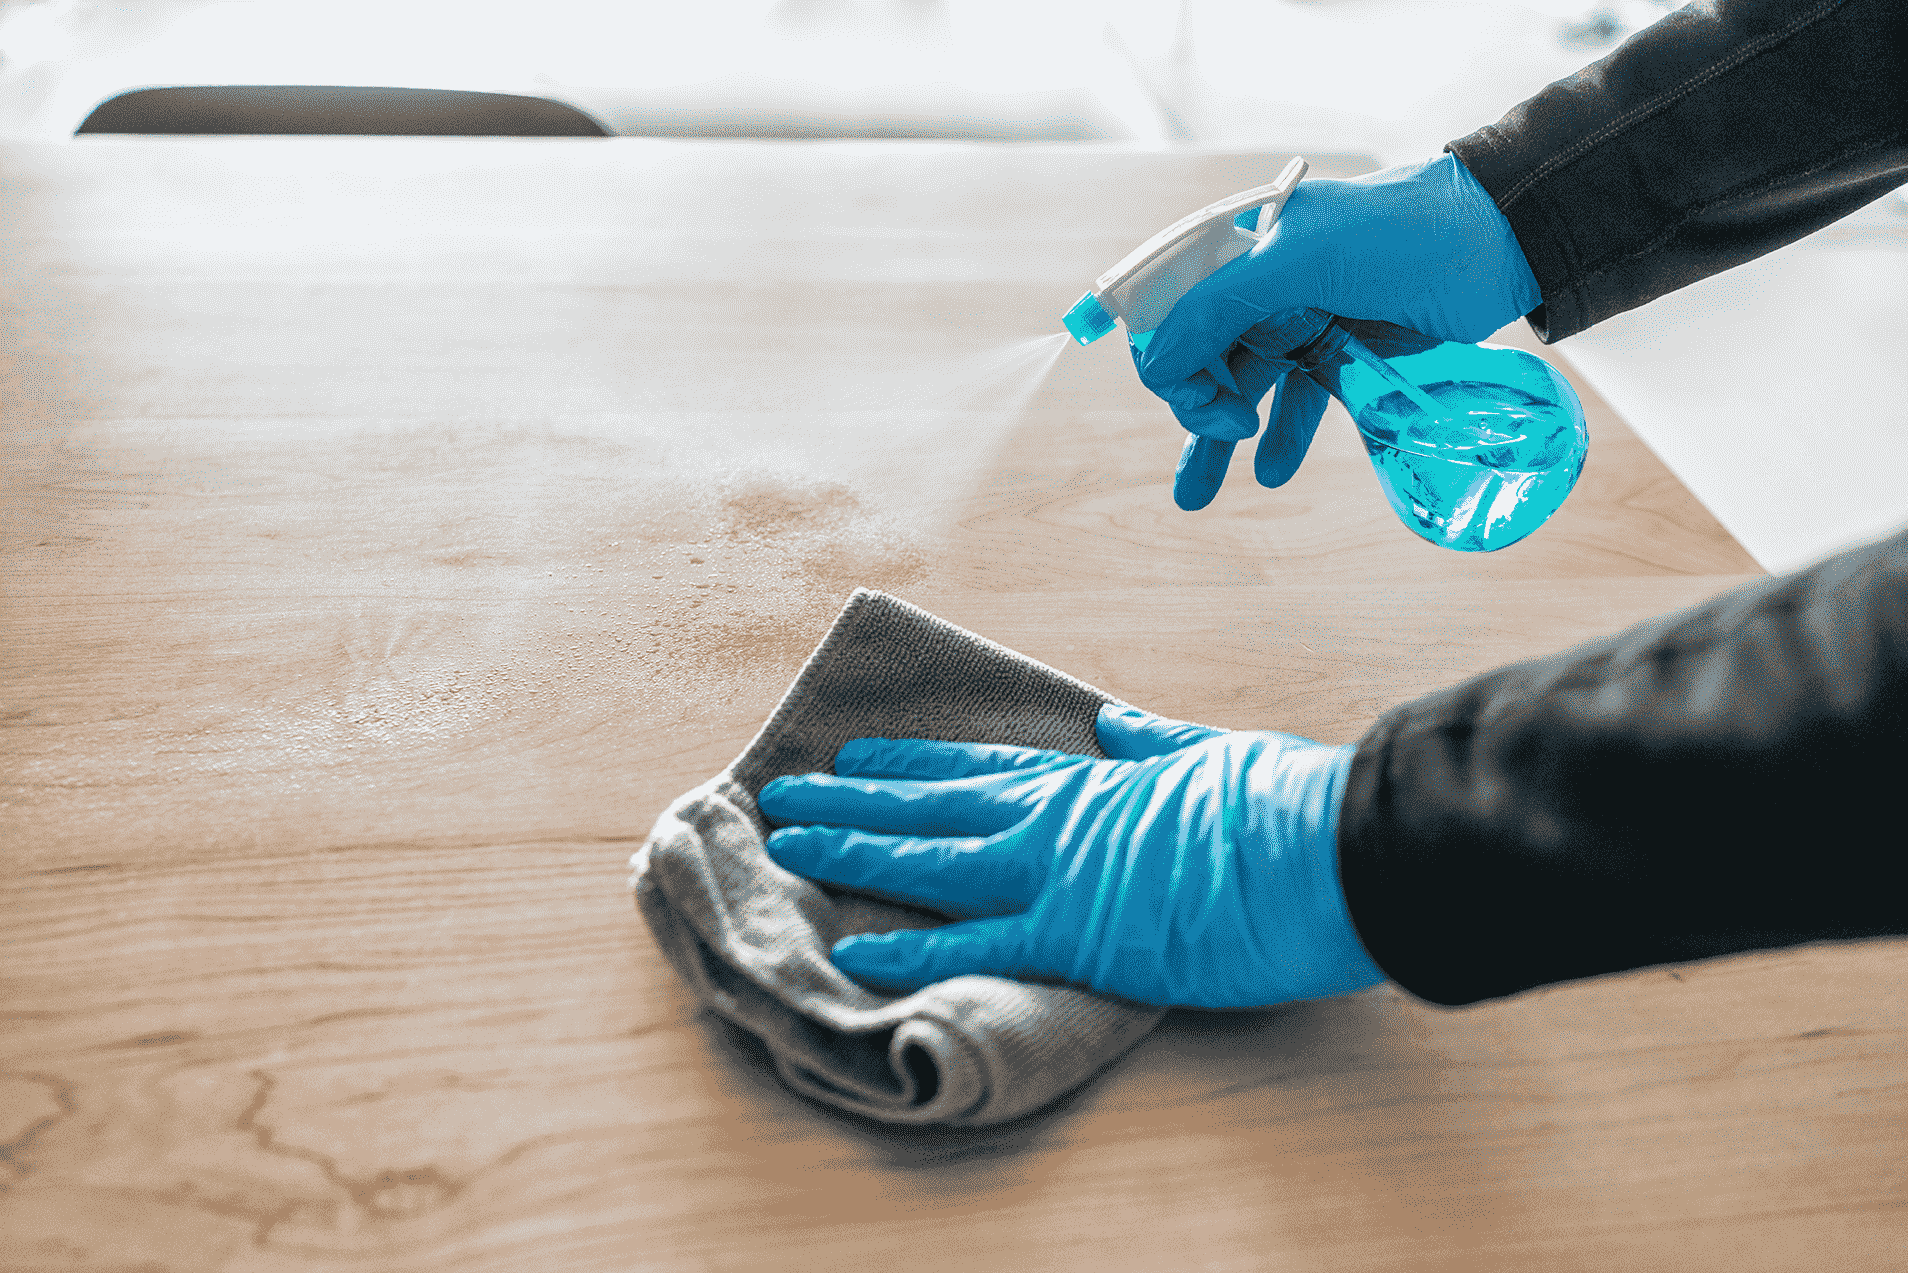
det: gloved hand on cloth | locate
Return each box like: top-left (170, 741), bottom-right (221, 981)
top-left (759, 704), bottom-right (1386, 1010)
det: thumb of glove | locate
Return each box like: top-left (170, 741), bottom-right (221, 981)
top-left (831, 918), bottom-right (1030, 993)
top-left (1095, 703), bottom-right (1227, 759)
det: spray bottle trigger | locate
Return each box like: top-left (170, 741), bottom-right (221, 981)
top-left (1232, 196), bottom-right (1289, 245)
top-left (1231, 155), bottom-right (1308, 246)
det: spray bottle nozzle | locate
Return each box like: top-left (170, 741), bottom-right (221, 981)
top-left (1064, 292), bottom-right (1117, 345)
top-left (1061, 156), bottom-right (1307, 350)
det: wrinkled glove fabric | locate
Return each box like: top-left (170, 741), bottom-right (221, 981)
top-left (630, 590), bottom-right (1165, 1127)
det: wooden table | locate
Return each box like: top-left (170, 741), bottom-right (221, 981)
top-left (3, 138), bottom-right (1900, 1272)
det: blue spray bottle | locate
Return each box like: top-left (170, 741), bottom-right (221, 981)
top-left (1063, 158), bottom-right (1588, 553)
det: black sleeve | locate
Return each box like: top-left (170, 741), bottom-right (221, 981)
top-left (1448, 0), bottom-right (1908, 342)
top-left (1336, 528), bottom-right (1908, 1007)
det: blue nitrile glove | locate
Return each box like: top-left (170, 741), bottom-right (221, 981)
top-left (757, 704), bottom-right (1387, 1010)
top-left (1138, 152), bottom-right (1543, 510)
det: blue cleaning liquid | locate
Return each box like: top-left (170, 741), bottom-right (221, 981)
top-left (1110, 307), bottom-right (1587, 549)
top-left (1355, 380), bottom-right (1586, 552)
top-left (1295, 317), bottom-right (1589, 552)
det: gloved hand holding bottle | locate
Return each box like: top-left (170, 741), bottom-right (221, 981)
top-left (757, 704), bottom-right (1386, 1010)
top-left (1135, 153), bottom-right (1545, 510)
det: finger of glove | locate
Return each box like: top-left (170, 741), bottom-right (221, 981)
top-left (1166, 336), bottom-right (1291, 444)
top-left (1134, 352), bottom-right (1224, 414)
top-left (1253, 371), bottom-right (1331, 489)
top-left (830, 917), bottom-right (1033, 993)
top-left (765, 825), bottom-right (1038, 918)
top-left (1205, 355), bottom-right (1241, 396)
top-left (1170, 384), bottom-right (1262, 441)
top-left (1172, 436), bottom-right (1234, 511)
top-left (1135, 272), bottom-right (1283, 392)
top-left (758, 772), bottom-right (1022, 837)
top-left (1225, 340), bottom-right (1293, 407)
top-left (1095, 703), bottom-right (1225, 760)
top-left (834, 736), bottom-right (1078, 782)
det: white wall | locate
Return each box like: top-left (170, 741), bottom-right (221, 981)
top-left (1557, 192), bottom-right (1908, 573)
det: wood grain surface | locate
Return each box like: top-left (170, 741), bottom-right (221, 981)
top-left (3, 139), bottom-right (1900, 1272)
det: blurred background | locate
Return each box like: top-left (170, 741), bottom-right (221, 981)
top-left (0, 0), bottom-right (1686, 158)
top-left (5, 0), bottom-right (1905, 574)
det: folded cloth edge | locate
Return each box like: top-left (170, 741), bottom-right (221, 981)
top-left (730, 587), bottom-right (1134, 790)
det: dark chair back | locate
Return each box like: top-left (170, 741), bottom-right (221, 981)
top-left (76, 85), bottom-right (608, 136)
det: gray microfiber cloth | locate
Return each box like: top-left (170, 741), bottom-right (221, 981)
top-left (630, 589), bottom-right (1167, 1127)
